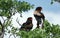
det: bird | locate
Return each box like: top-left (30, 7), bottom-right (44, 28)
top-left (20, 17), bottom-right (33, 31)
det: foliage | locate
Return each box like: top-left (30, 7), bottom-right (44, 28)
top-left (0, 0), bottom-right (33, 17)
top-left (51, 0), bottom-right (60, 4)
top-left (0, 0), bottom-right (60, 38)
top-left (7, 20), bottom-right (60, 38)
top-left (0, 0), bottom-right (33, 38)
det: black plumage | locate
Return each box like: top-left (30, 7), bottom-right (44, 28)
top-left (20, 17), bottom-right (33, 31)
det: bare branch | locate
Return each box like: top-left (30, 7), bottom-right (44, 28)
top-left (9, 34), bottom-right (16, 38)
top-left (16, 18), bottom-right (21, 26)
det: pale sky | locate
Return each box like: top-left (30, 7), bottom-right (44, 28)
top-left (12, 0), bottom-right (60, 27)
top-left (0, 0), bottom-right (60, 38)
top-left (18, 0), bottom-right (60, 25)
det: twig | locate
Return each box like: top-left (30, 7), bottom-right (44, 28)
top-left (16, 18), bottom-right (21, 26)
top-left (9, 34), bottom-right (16, 38)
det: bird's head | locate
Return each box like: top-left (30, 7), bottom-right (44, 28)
top-left (27, 17), bottom-right (32, 21)
top-left (26, 17), bottom-right (32, 24)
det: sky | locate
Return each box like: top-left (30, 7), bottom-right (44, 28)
top-left (12, 0), bottom-right (60, 31)
top-left (0, 0), bottom-right (60, 38)
top-left (0, 0), bottom-right (60, 29)
top-left (18, 0), bottom-right (60, 25)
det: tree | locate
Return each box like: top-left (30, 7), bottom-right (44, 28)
top-left (0, 0), bottom-right (60, 38)
top-left (0, 0), bottom-right (33, 38)
top-left (51, 0), bottom-right (60, 4)
top-left (15, 20), bottom-right (60, 38)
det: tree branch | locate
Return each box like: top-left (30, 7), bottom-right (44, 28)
top-left (16, 18), bottom-right (21, 26)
